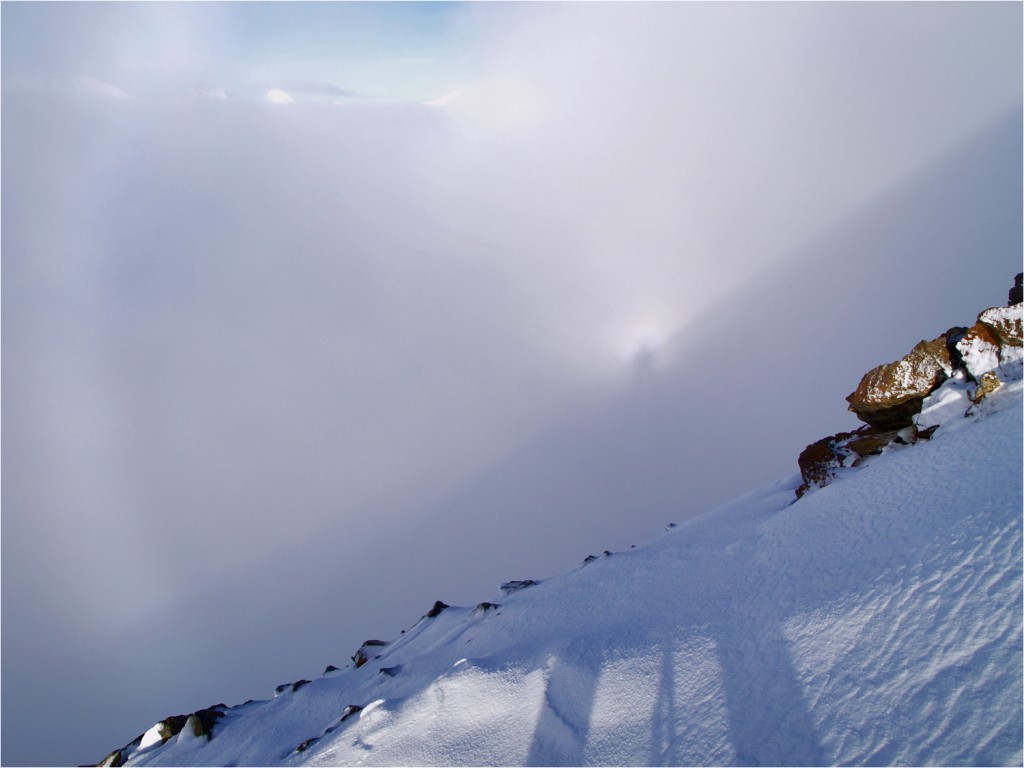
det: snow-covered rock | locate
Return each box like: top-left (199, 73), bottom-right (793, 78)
top-left (978, 303), bottom-right (1023, 350)
top-left (958, 321), bottom-right (1003, 379)
top-left (845, 334), bottom-right (955, 429)
top-left (958, 296), bottom-right (1023, 383)
top-left (352, 640), bottom-right (388, 669)
top-left (809, 279), bottom-right (1022, 497)
top-left (795, 425), bottom-right (916, 499)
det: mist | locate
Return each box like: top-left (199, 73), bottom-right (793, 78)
top-left (2, 3), bottom-right (1021, 765)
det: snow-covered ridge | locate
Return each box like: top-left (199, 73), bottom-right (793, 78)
top-left (95, 288), bottom-right (1023, 767)
top-left (798, 276), bottom-right (1022, 498)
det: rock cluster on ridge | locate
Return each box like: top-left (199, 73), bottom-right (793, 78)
top-left (96, 706), bottom-right (226, 767)
top-left (845, 334), bottom-right (959, 429)
top-left (797, 274), bottom-right (1022, 499)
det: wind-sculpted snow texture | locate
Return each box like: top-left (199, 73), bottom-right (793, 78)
top-left (118, 384), bottom-right (1023, 767)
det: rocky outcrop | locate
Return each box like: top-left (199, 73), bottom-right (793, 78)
top-left (795, 427), bottom-right (911, 498)
top-left (148, 715), bottom-right (190, 744)
top-left (500, 580), bottom-right (538, 596)
top-left (275, 680), bottom-right (310, 695)
top-left (97, 748), bottom-right (127, 767)
top-left (846, 335), bottom-right (954, 429)
top-left (423, 600), bottom-right (449, 619)
top-left (973, 370), bottom-right (1002, 402)
top-left (182, 708), bottom-right (225, 741)
top-left (979, 304), bottom-right (1023, 348)
top-left (800, 275), bottom-right (1021, 500)
top-left (957, 322), bottom-right (1002, 379)
top-left (958, 304), bottom-right (1023, 380)
top-left (352, 639), bottom-right (388, 668)
top-left (1009, 272), bottom-right (1022, 306)
top-left (796, 433), bottom-right (852, 499)
top-left (94, 704), bottom-right (226, 765)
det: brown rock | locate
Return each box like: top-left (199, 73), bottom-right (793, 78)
top-left (846, 429), bottom-right (901, 460)
top-left (796, 431), bottom-right (855, 499)
top-left (941, 326), bottom-right (968, 370)
top-left (352, 639), bottom-right (388, 668)
top-left (972, 370), bottom-right (1002, 402)
top-left (846, 336), bottom-right (953, 429)
top-left (97, 750), bottom-right (125, 768)
top-left (153, 715), bottom-right (189, 743)
top-left (956, 322), bottom-right (1002, 379)
top-left (424, 600), bottom-right (449, 619)
top-left (978, 305), bottom-right (1023, 348)
top-left (796, 425), bottom-right (912, 499)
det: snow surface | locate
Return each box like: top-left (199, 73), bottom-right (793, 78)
top-left (121, 383), bottom-right (1022, 767)
top-left (137, 726), bottom-right (165, 752)
top-left (915, 370), bottom-right (972, 430)
top-left (959, 332), bottom-right (1003, 380)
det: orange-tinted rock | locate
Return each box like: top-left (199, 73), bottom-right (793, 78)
top-left (978, 305), bottom-right (1022, 349)
top-left (796, 426), bottom-right (908, 499)
top-left (846, 429), bottom-right (901, 460)
top-left (957, 322), bottom-right (1002, 379)
top-left (352, 639), bottom-right (388, 668)
top-left (796, 431), bottom-right (856, 499)
top-left (846, 336), bottom-right (953, 429)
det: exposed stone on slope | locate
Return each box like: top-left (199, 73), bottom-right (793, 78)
top-left (973, 371), bottom-right (1002, 402)
top-left (500, 580), bottom-right (538, 596)
top-left (941, 326), bottom-right (968, 370)
top-left (846, 335), bottom-right (954, 429)
top-left (151, 715), bottom-right (190, 744)
top-left (423, 600), bottom-right (449, 619)
top-left (1009, 272), bottom-right (1022, 306)
top-left (795, 427), bottom-right (909, 499)
top-left (182, 708), bottom-right (224, 741)
top-left (275, 680), bottom-right (309, 695)
top-left (799, 275), bottom-right (1021, 501)
top-left (338, 704), bottom-right (363, 722)
top-left (957, 322), bottom-right (1002, 379)
top-left (98, 704), bottom-right (225, 765)
top-left (352, 639), bottom-right (388, 668)
top-left (978, 304), bottom-right (1023, 349)
top-left (97, 748), bottom-right (126, 767)
top-left (846, 430), bottom-right (901, 460)
top-left (796, 433), bottom-right (854, 499)
top-left (959, 303), bottom-right (1023, 380)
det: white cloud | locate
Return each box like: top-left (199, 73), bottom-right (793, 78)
top-left (202, 86), bottom-right (228, 101)
top-left (263, 88), bottom-right (294, 105)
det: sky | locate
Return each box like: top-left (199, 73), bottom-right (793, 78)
top-left (2, 3), bottom-right (1021, 766)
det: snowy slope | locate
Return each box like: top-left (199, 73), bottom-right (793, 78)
top-left (113, 381), bottom-right (1022, 767)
